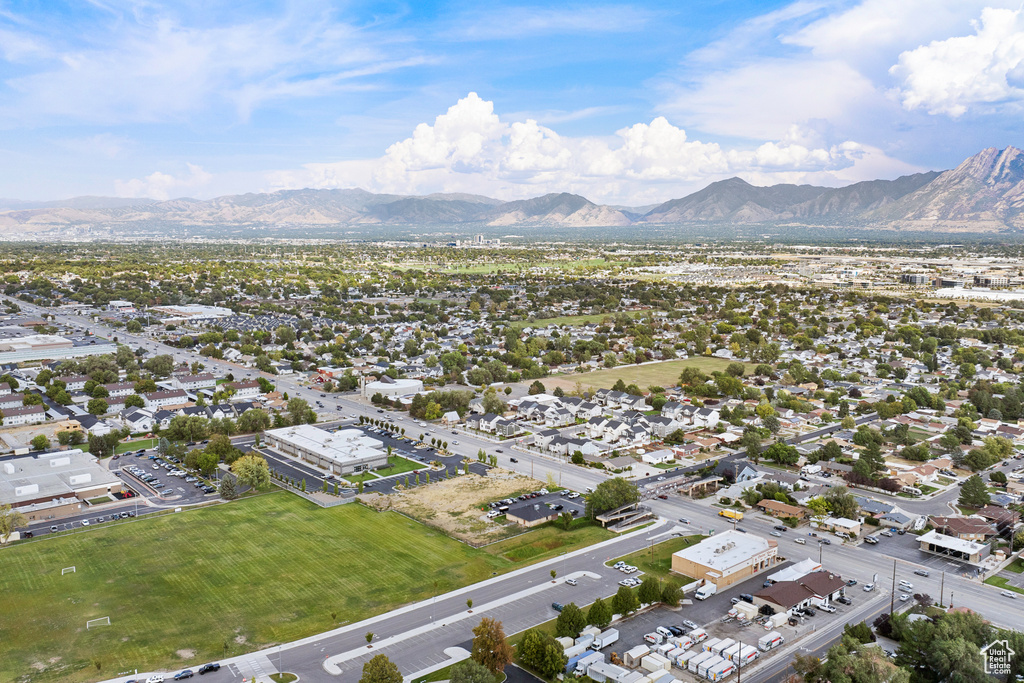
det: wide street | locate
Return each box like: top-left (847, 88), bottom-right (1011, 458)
top-left (11, 298), bottom-right (1024, 683)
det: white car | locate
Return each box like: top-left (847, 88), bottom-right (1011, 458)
top-left (818, 604), bottom-right (837, 613)
top-left (566, 578), bottom-right (577, 586)
top-left (899, 581), bottom-right (913, 590)
top-left (1001, 591), bottom-right (1017, 599)
top-left (146, 676), bottom-right (165, 683)
top-left (899, 594), bottom-right (911, 602)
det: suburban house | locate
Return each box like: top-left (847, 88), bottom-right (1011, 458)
top-left (756, 499), bottom-right (807, 520)
top-left (753, 570), bottom-right (848, 615)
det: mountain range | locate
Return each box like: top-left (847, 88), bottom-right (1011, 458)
top-left (4, 147), bottom-right (1024, 234)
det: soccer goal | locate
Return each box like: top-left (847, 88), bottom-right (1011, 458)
top-left (86, 617), bottom-right (110, 629)
top-left (61, 566), bottom-right (76, 575)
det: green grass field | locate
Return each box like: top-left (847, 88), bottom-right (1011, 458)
top-left (609, 535), bottom-right (702, 584)
top-left (0, 493), bottom-right (519, 682)
top-left (541, 358), bottom-right (747, 393)
top-left (114, 438), bottom-right (157, 454)
top-left (510, 313), bottom-right (625, 330)
top-left (984, 575), bottom-right (1024, 594)
top-left (482, 520), bottom-right (613, 563)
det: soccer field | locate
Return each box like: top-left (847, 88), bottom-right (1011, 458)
top-left (0, 493), bottom-right (513, 682)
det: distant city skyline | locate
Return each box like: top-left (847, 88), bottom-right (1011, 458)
top-left (2, 0), bottom-right (1023, 204)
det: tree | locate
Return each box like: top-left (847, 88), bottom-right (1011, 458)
top-left (660, 583), bottom-right (682, 607)
top-left (124, 394), bottom-right (145, 409)
top-left (287, 397), bottom-right (316, 425)
top-left (87, 398), bottom-right (108, 416)
top-left (231, 454), bottom-right (271, 490)
top-left (30, 434), bottom-right (50, 451)
top-left (143, 354), bottom-right (175, 377)
top-left (471, 617), bottom-right (514, 674)
top-left (528, 380), bottom-right (546, 395)
top-left (991, 470), bottom-right (1008, 485)
top-left (762, 414), bottom-right (781, 434)
top-left (763, 442), bottom-right (798, 465)
top-left (726, 362), bottom-right (745, 377)
top-left (237, 408), bottom-right (271, 433)
top-left (586, 477), bottom-right (639, 518)
top-left (359, 654), bottom-right (402, 683)
top-left (449, 659), bottom-right (495, 683)
top-left (0, 504), bottom-right (27, 544)
top-left (56, 430), bottom-right (74, 446)
top-left (843, 621), bottom-right (876, 644)
top-left (586, 597), bottom-right (612, 629)
top-left (638, 577), bottom-right (661, 605)
top-left (518, 629), bottom-right (567, 679)
top-left (823, 485), bottom-right (858, 519)
top-left (555, 602), bottom-right (587, 638)
top-left (219, 475), bottom-right (238, 500)
top-left (611, 585), bottom-right (639, 615)
top-left (794, 634), bottom-right (909, 683)
top-left (958, 474), bottom-right (990, 508)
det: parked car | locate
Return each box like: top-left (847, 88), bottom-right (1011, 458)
top-left (173, 671), bottom-right (194, 680)
top-left (197, 663), bottom-right (220, 674)
top-left (566, 578), bottom-right (577, 586)
top-left (847, 579), bottom-right (858, 586)
top-left (836, 596), bottom-right (852, 605)
top-left (551, 602), bottom-right (563, 612)
top-left (681, 619), bottom-right (698, 630)
top-left (818, 604), bottom-right (837, 613)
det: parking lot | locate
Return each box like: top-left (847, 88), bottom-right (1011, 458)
top-left (858, 528), bottom-right (977, 576)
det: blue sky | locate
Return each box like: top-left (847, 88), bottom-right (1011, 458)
top-left (2, 0), bottom-right (1024, 204)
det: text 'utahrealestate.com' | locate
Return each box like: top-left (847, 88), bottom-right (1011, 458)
top-left (1, 2), bottom-right (1024, 683)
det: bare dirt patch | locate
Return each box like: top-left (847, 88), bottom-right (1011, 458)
top-left (176, 649), bottom-right (196, 660)
top-left (361, 470), bottom-right (543, 545)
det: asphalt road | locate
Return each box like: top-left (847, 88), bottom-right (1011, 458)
top-left (13, 298), bottom-right (1024, 682)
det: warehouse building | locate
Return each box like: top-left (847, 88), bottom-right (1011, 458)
top-left (0, 449), bottom-right (122, 522)
top-left (264, 425), bottom-right (388, 476)
top-left (671, 529), bottom-right (779, 588)
top-left (918, 529), bottom-right (990, 565)
top-left (362, 375), bottom-right (423, 399)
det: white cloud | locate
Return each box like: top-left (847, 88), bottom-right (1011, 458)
top-left (0, 8), bottom-right (421, 125)
top-left (267, 93), bottom-right (901, 205)
top-left (453, 5), bottom-right (654, 40)
top-left (115, 163), bottom-right (213, 200)
top-left (891, 7), bottom-right (1024, 117)
top-left (55, 133), bottom-right (131, 159)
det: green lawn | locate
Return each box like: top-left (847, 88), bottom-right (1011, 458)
top-left (542, 358), bottom-right (747, 393)
top-left (510, 313), bottom-right (624, 330)
top-left (0, 493), bottom-right (518, 683)
top-left (1004, 559), bottom-right (1024, 574)
top-left (482, 520), bottom-right (613, 563)
top-left (984, 576), bottom-right (1024, 594)
top-left (114, 438), bottom-right (157, 454)
top-left (609, 535), bottom-right (702, 584)
top-left (378, 455), bottom-right (424, 477)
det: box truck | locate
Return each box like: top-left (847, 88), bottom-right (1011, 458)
top-left (672, 635), bottom-right (695, 651)
top-left (719, 509), bottom-right (743, 520)
top-left (556, 636), bottom-right (574, 650)
top-left (708, 659), bottom-right (736, 682)
top-left (734, 645), bottom-right (759, 666)
top-left (687, 651), bottom-right (715, 674)
top-left (575, 652), bottom-right (604, 676)
top-left (576, 633), bottom-right (595, 648)
top-left (722, 644), bottom-right (741, 662)
top-left (675, 650), bottom-right (698, 670)
top-left (712, 638), bottom-right (736, 656)
top-left (694, 582), bottom-right (718, 600)
top-left (758, 631), bottom-right (784, 652)
top-left (591, 629), bottom-right (619, 650)
top-left (702, 637), bottom-right (722, 653)
top-left (565, 643), bottom-right (589, 660)
top-left (698, 655), bottom-right (725, 678)
top-left (688, 628), bottom-right (708, 644)
top-left (585, 662), bottom-right (627, 683)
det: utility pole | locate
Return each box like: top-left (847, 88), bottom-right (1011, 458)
top-left (736, 636), bottom-right (742, 683)
top-left (939, 571), bottom-right (945, 608)
top-left (890, 558), bottom-right (896, 617)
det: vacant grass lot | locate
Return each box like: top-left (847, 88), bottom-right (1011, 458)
top-left (609, 535), bottom-right (702, 584)
top-left (114, 438), bottom-right (157, 454)
top-left (541, 358), bottom-right (747, 394)
top-left (482, 520), bottom-right (613, 563)
top-left (0, 493), bottom-right (515, 683)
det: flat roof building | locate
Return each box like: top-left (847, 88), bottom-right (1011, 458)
top-left (0, 449), bottom-right (122, 522)
top-left (0, 333), bottom-right (115, 365)
top-left (264, 425), bottom-right (388, 476)
top-left (918, 529), bottom-right (990, 565)
top-left (671, 529), bottom-right (778, 588)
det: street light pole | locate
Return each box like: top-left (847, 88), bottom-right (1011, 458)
top-left (890, 558), bottom-right (896, 617)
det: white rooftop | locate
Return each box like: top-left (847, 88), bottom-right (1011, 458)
top-left (673, 529), bottom-right (773, 572)
top-left (919, 529), bottom-right (987, 555)
top-left (266, 425), bottom-right (384, 465)
top-left (768, 558), bottom-right (822, 583)
top-left (0, 449), bottom-right (121, 505)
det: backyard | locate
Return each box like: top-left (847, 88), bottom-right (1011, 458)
top-left (0, 492), bottom-right (522, 683)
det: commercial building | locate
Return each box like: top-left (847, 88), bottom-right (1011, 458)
top-left (506, 502), bottom-right (559, 527)
top-left (0, 449), bottom-right (122, 522)
top-left (918, 530), bottom-right (990, 564)
top-left (362, 375), bottom-right (423, 399)
top-left (671, 530), bottom-right (779, 588)
top-left (264, 425), bottom-right (388, 476)
top-left (753, 570), bottom-right (848, 615)
top-left (0, 331), bottom-right (115, 365)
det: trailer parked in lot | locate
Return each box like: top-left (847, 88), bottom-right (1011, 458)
top-left (687, 651), bottom-right (715, 674)
top-left (585, 662), bottom-right (628, 683)
top-left (671, 635), bottom-right (695, 651)
top-left (702, 637), bottom-right (722, 653)
top-left (675, 650), bottom-right (698, 670)
top-left (640, 653), bottom-right (670, 674)
top-left (711, 638), bottom-right (736, 656)
top-left (574, 652), bottom-right (604, 676)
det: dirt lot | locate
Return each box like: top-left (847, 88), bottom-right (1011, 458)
top-left (360, 470), bottom-right (544, 545)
